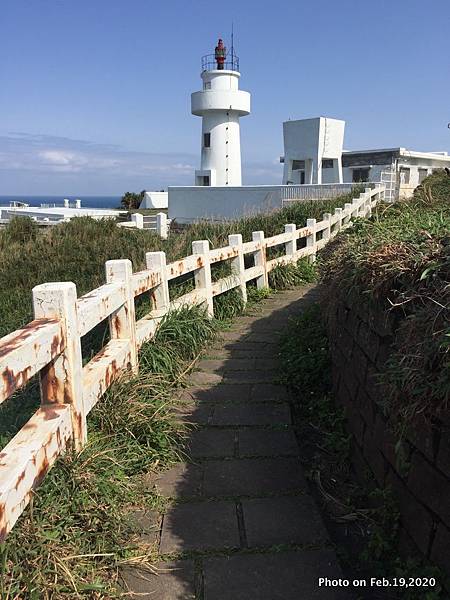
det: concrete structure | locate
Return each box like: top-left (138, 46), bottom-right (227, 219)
top-left (341, 147), bottom-right (450, 201)
top-left (168, 183), bottom-right (363, 223)
top-left (281, 117), bottom-right (345, 186)
top-left (280, 117), bottom-right (450, 201)
top-left (191, 41), bottom-right (250, 187)
top-left (141, 191), bottom-right (168, 209)
top-left (0, 201), bottom-right (124, 225)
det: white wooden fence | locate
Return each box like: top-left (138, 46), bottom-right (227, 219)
top-left (0, 185), bottom-right (384, 540)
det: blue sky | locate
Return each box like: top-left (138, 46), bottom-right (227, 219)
top-left (1, 0), bottom-right (449, 195)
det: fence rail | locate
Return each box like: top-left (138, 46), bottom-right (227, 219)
top-left (0, 185), bottom-right (384, 540)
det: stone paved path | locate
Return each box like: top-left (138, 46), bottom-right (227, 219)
top-left (122, 286), bottom-right (351, 600)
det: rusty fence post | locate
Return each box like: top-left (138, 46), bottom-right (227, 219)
top-left (284, 224), bottom-right (297, 263)
top-left (32, 281), bottom-right (86, 450)
top-left (105, 259), bottom-right (138, 374)
top-left (146, 251), bottom-right (170, 315)
top-left (306, 218), bottom-right (317, 263)
top-left (228, 233), bottom-right (247, 305)
top-left (192, 240), bottom-right (214, 317)
top-left (252, 230), bottom-right (268, 289)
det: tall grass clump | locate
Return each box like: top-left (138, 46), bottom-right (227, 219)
top-left (0, 305), bottom-right (216, 598)
top-left (320, 171), bottom-right (450, 427)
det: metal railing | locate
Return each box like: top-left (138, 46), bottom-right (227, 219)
top-left (0, 185), bottom-right (384, 541)
top-left (281, 183), bottom-right (374, 204)
top-left (201, 51), bottom-right (239, 72)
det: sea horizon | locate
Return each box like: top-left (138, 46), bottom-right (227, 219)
top-left (0, 195), bottom-right (122, 209)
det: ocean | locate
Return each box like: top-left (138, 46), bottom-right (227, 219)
top-left (0, 196), bottom-right (121, 209)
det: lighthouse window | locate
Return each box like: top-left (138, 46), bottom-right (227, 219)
top-left (322, 159), bottom-right (334, 169)
top-left (203, 81), bottom-right (211, 90)
top-left (292, 160), bottom-right (305, 171)
top-left (203, 133), bottom-right (211, 148)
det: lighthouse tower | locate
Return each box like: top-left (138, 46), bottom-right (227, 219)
top-left (191, 38), bottom-right (250, 186)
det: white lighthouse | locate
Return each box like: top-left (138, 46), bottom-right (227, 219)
top-left (191, 38), bottom-right (250, 186)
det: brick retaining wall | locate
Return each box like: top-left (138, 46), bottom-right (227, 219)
top-left (326, 291), bottom-right (450, 577)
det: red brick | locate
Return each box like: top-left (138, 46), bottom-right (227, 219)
top-left (436, 422), bottom-right (450, 476)
top-left (387, 469), bottom-right (434, 555)
top-left (407, 418), bottom-right (437, 463)
top-left (408, 452), bottom-right (450, 529)
top-left (344, 404), bottom-right (365, 446)
top-left (430, 523), bottom-right (450, 576)
top-left (352, 344), bottom-right (368, 385)
top-left (359, 391), bottom-right (376, 430)
top-left (362, 429), bottom-right (387, 486)
top-left (350, 440), bottom-right (371, 485)
top-left (397, 526), bottom-right (421, 561)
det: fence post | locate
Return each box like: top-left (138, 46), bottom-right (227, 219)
top-left (284, 224), bottom-right (297, 263)
top-left (252, 231), bottom-right (268, 289)
top-left (333, 207), bottom-right (343, 234)
top-left (146, 251), bottom-right (170, 316)
top-left (105, 259), bottom-right (138, 373)
top-left (322, 213), bottom-right (332, 243)
top-left (192, 240), bottom-right (214, 317)
top-left (228, 234), bottom-right (247, 305)
top-left (344, 202), bottom-right (353, 225)
top-left (306, 218), bottom-right (317, 263)
top-left (32, 282), bottom-right (86, 450)
top-left (156, 212), bottom-right (168, 239)
top-left (131, 213), bottom-right (144, 229)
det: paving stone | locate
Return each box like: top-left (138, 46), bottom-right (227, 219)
top-left (220, 330), bottom-right (249, 342)
top-left (238, 429), bottom-right (298, 456)
top-left (210, 403), bottom-right (291, 426)
top-left (245, 332), bottom-right (282, 343)
top-left (120, 561), bottom-right (196, 600)
top-left (203, 458), bottom-right (306, 497)
top-left (154, 463), bottom-right (203, 498)
top-left (242, 495), bottom-right (329, 547)
top-left (189, 371), bottom-right (223, 386)
top-left (197, 358), bottom-right (256, 373)
top-left (173, 403), bottom-right (213, 424)
top-left (251, 383), bottom-right (287, 401)
top-left (160, 500), bottom-right (240, 553)
top-left (187, 384), bottom-right (252, 404)
top-left (126, 508), bottom-right (161, 545)
top-left (223, 341), bottom-right (275, 355)
top-left (186, 428), bottom-right (236, 458)
top-left (203, 550), bottom-right (349, 599)
top-left (222, 370), bottom-right (278, 384)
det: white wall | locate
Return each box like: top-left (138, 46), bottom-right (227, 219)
top-left (282, 117), bottom-right (345, 184)
top-left (141, 192), bottom-right (168, 209)
top-left (169, 186), bottom-right (281, 222)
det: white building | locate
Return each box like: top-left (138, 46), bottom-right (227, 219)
top-left (191, 40), bottom-right (250, 186)
top-left (282, 117), bottom-right (345, 185)
top-left (280, 116), bottom-right (450, 201)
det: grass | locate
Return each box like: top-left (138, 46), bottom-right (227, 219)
top-left (0, 305), bottom-right (217, 598)
top-left (319, 171), bottom-right (450, 427)
top-left (0, 190), bottom-right (354, 597)
top-left (279, 304), bottom-right (445, 600)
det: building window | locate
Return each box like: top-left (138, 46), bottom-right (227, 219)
top-left (352, 168), bottom-right (370, 183)
top-left (202, 175), bottom-right (210, 186)
top-left (322, 159), bottom-right (334, 169)
top-left (399, 167), bottom-right (410, 184)
top-left (292, 160), bottom-right (305, 170)
top-left (418, 168), bottom-right (428, 183)
top-left (203, 133), bottom-right (211, 148)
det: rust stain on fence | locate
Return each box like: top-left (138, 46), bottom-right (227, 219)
top-left (0, 318), bottom-right (58, 359)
